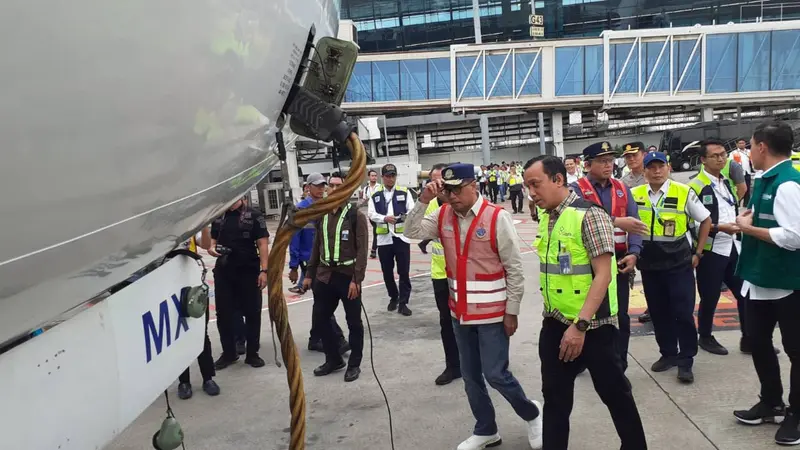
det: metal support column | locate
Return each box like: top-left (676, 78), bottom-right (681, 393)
top-left (551, 111), bottom-right (564, 158)
top-left (538, 112), bottom-right (546, 155)
top-left (406, 127), bottom-right (420, 168)
top-left (473, 0), bottom-right (491, 166)
top-left (285, 145), bottom-right (303, 203)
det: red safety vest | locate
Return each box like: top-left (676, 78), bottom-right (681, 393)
top-left (577, 177), bottom-right (629, 253)
top-left (438, 201), bottom-right (507, 324)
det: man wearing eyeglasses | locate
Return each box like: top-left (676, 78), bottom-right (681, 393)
top-left (404, 163), bottom-right (543, 450)
top-left (631, 152), bottom-right (712, 384)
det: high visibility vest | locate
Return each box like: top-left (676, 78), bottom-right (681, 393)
top-left (425, 199), bottom-right (446, 280)
top-left (792, 152), bottom-right (800, 172)
top-left (535, 199), bottom-right (618, 321)
top-left (689, 171), bottom-right (737, 252)
top-left (438, 201), bottom-right (507, 324)
top-left (372, 185), bottom-right (409, 235)
top-left (631, 181), bottom-right (691, 244)
top-left (321, 204), bottom-right (355, 266)
top-left (488, 170), bottom-right (497, 183)
top-left (720, 160), bottom-right (739, 201)
top-left (576, 177), bottom-right (629, 254)
top-left (508, 173), bottom-right (520, 186)
top-left (188, 237), bottom-right (198, 253)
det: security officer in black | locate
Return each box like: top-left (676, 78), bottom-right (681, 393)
top-left (304, 173), bottom-right (368, 382)
top-left (210, 196), bottom-right (270, 369)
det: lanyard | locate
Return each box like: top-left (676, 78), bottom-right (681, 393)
top-left (710, 179), bottom-right (735, 207)
top-left (651, 192), bottom-right (666, 222)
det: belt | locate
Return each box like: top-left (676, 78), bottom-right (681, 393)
top-left (321, 259), bottom-right (356, 267)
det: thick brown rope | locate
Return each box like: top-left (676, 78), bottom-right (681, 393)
top-left (265, 132), bottom-right (367, 450)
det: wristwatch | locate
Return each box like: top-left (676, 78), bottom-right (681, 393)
top-left (574, 318), bottom-right (590, 332)
top-left (260, 268), bottom-right (268, 274)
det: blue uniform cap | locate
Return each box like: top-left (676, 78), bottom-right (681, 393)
top-left (582, 141), bottom-right (615, 160)
top-left (442, 163), bottom-right (476, 186)
top-left (643, 151), bottom-right (669, 167)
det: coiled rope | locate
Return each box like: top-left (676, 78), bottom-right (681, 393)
top-left (265, 132), bottom-right (366, 450)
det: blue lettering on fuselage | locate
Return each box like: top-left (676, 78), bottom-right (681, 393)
top-left (142, 294), bottom-right (190, 363)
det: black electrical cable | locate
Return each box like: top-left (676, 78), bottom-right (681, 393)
top-left (161, 390), bottom-right (187, 450)
top-left (360, 300), bottom-right (396, 450)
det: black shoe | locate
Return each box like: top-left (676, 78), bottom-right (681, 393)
top-left (202, 380), bottom-right (220, 396)
top-left (651, 356), bottom-right (676, 373)
top-left (314, 360), bottom-right (346, 376)
top-left (214, 355), bottom-right (239, 370)
top-left (344, 366), bottom-right (361, 382)
top-left (638, 310), bottom-right (651, 323)
top-left (776, 413), bottom-right (800, 445)
top-left (398, 304), bottom-right (412, 316)
top-left (740, 337), bottom-right (781, 355)
top-left (235, 340), bottom-right (246, 356)
top-left (418, 242), bottom-right (428, 254)
top-left (308, 340), bottom-right (324, 352)
top-left (387, 299), bottom-right (398, 311)
top-left (734, 399), bottom-right (786, 425)
top-left (177, 382), bottom-right (192, 400)
top-left (245, 354), bottom-right (266, 368)
top-left (435, 367), bottom-right (461, 386)
top-left (699, 335), bottom-right (729, 355)
top-left (370, 250), bottom-right (377, 259)
top-left (677, 366), bottom-right (694, 384)
top-left (339, 340), bottom-right (351, 355)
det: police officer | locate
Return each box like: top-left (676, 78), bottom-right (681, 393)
top-left (424, 163), bottom-right (461, 386)
top-left (210, 196), bottom-right (270, 369)
top-left (570, 142), bottom-right (648, 372)
top-left (304, 173), bottom-right (368, 383)
top-left (632, 152), bottom-right (712, 383)
top-left (368, 163), bottom-right (414, 316)
top-left (525, 155), bottom-right (647, 450)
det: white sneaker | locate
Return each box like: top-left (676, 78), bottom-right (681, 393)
top-left (527, 400), bottom-right (543, 449)
top-left (456, 434), bottom-right (502, 450)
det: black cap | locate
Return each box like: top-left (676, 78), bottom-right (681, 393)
top-left (582, 141), bottom-right (615, 160)
top-left (622, 141), bottom-right (645, 156)
top-left (381, 163), bottom-right (397, 175)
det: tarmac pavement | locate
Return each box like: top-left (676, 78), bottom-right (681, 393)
top-left (107, 196), bottom-right (784, 450)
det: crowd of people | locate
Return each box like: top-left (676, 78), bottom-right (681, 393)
top-left (174, 118), bottom-right (800, 450)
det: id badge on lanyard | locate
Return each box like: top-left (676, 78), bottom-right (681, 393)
top-left (653, 194), bottom-right (675, 238)
top-left (557, 242), bottom-right (572, 275)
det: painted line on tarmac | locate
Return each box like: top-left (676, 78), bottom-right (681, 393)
top-left (209, 249), bottom-right (535, 323)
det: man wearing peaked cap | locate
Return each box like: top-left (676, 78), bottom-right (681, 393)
top-left (621, 141), bottom-right (647, 189)
top-left (368, 163), bottom-right (415, 316)
top-left (569, 141), bottom-right (649, 373)
top-left (405, 162), bottom-right (543, 450)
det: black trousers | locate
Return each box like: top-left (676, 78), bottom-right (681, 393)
top-left (309, 299), bottom-right (345, 344)
top-left (370, 220), bottom-right (378, 252)
top-left (748, 291), bottom-right (800, 414)
top-left (539, 319), bottom-right (647, 450)
top-left (509, 188), bottom-right (523, 213)
top-left (312, 272), bottom-right (365, 368)
top-left (641, 266), bottom-right (698, 368)
top-left (378, 237), bottom-right (412, 304)
top-left (214, 267), bottom-right (262, 358)
top-left (179, 303), bottom-right (215, 383)
top-left (616, 271), bottom-right (631, 371)
top-left (432, 278), bottom-right (460, 370)
top-left (479, 182), bottom-right (487, 196)
top-left (488, 182), bottom-right (498, 203)
top-left (696, 245), bottom-right (747, 338)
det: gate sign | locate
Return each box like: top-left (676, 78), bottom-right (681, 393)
top-left (529, 26), bottom-right (544, 37)
top-left (529, 14), bottom-right (544, 26)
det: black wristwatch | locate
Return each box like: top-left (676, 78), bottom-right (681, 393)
top-left (575, 318), bottom-right (590, 332)
top-left (260, 269), bottom-right (268, 274)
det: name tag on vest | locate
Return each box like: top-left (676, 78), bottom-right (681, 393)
top-left (396, 194), bottom-right (406, 202)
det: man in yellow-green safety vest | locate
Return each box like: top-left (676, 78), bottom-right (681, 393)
top-left (304, 173), bottom-right (369, 383)
top-left (523, 155), bottom-right (647, 449)
top-left (632, 152), bottom-right (712, 384)
top-left (792, 151), bottom-right (800, 171)
top-left (423, 163), bottom-right (461, 386)
top-left (508, 163), bottom-right (525, 214)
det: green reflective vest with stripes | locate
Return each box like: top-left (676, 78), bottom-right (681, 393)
top-left (425, 199), bottom-right (447, 280)
top-left (736, 160), bottom-right (800, 290)
top-left (631, 181), bottom-right (693, 271)
top-left (321, 204), bottom-right (356, 267)
top-left (535, 199), bottom-right (618, 322)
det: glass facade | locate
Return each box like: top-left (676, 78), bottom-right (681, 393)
top-left (341, 0), bottom-right (800, 53)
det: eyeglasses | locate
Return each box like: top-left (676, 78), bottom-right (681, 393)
top-left (443, 182), bottom-right (472, 195)
top-left (706, 152), bottom-right (728, 160)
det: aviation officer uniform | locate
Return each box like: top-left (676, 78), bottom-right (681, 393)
top-left (368, 164), bottom-right (414, 316)
top-left (536, 189), bottom-right (647, 450)
top-left (307, 201), bottom-right (369, 383)
top-left (570, 141), bottom-right (643, 372)
top-left (426, 197), bottom-right (461, 385)
top-left (632, 152), bottom-right (710, 383)
top-left (211, 202), bottom-right (269, 369)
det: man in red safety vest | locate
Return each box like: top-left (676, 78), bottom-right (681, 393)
top-left (404, 163), bottom-right (543, 450)
top-left (569, 141), bottom-right (649, 372)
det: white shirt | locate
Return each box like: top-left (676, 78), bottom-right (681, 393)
top-left (360, 182), bottom-right (381, 205)
top-left (729, 150), bottom-right (752, 174)
top-left (740, 160), bottom-right (800, 300)
top-left (368, 185), bottom-right (415, 246)
top-left (701, 169), bottom-right (737, 257)
top-left (566, 171), bottom-right (581, 185)
top-left (647, 179), bottom-right (711, 223)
